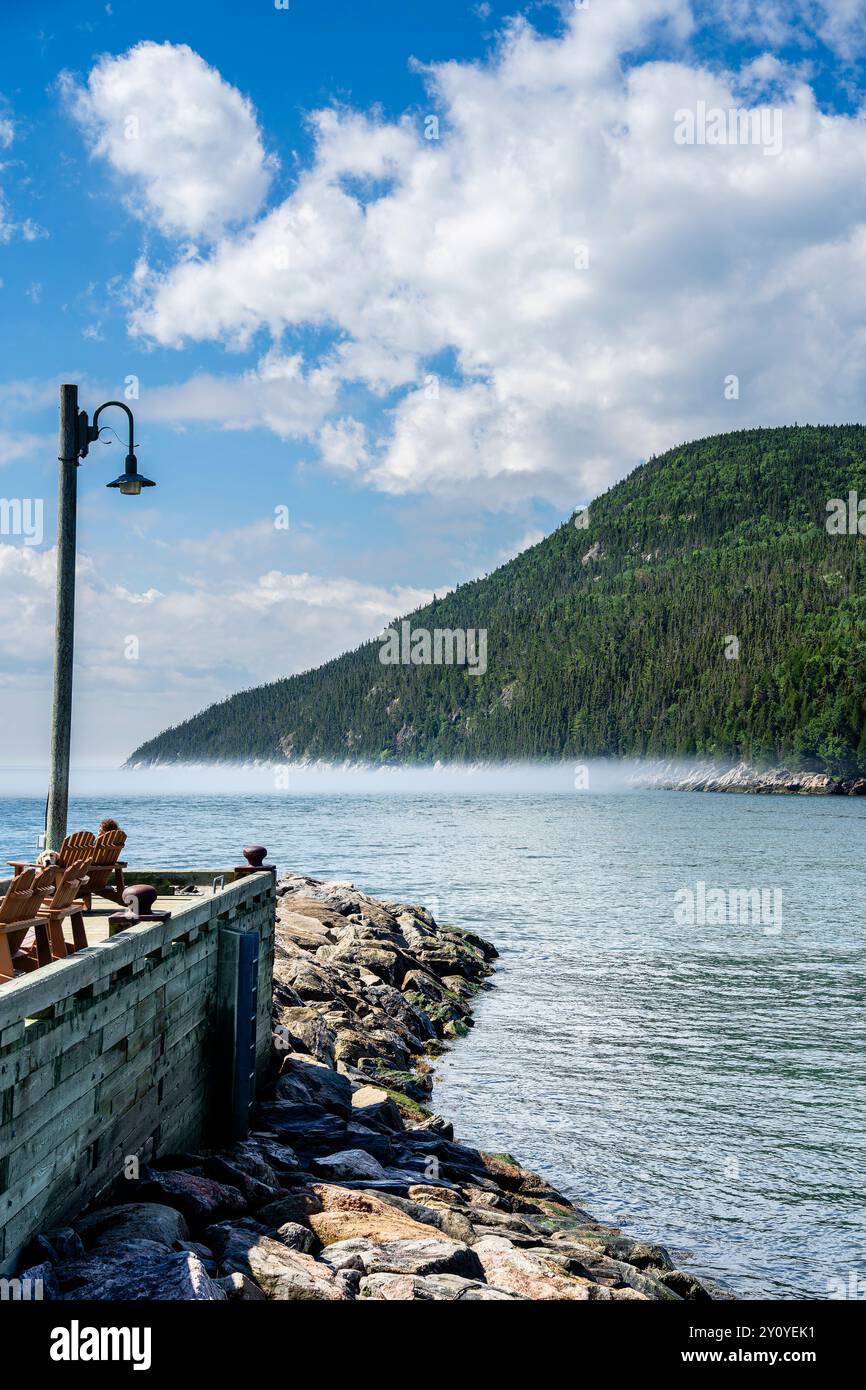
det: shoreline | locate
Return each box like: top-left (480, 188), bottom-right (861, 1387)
top-left (16, 872), bottom-right (718, 1302)
top-left (629, 761), bottom-right (866, 797)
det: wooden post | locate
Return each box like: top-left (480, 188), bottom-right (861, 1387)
top-left (46, 385), bottom-right (80, 852)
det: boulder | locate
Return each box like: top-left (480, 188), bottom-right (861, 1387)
top-left (275, 1222), bottom-right (319, 1254)
top-left (211, 1223), bottom-right (351, 1301)
top-left (75, 1203), bottom-right (190, 1252)
top-left (308, 1185), bottom-right (441, 1246)
top-left (55, 1246), bottom-right (226, 1301)
top-left (319, 1235), bottom-right (483, 1280)
top-left (351, 1085), bottom-right (405, 1133)
top-left (216, 1272), bottom-right (268, 1301)
top-left (333, 1026), bottom-right (410, 1072)
top-left (359, 1188), bottom-right (476, 1245)
top-left (278, 1056), bottom-right (353, 1118)
top-left (273, 1007), bottom-right (336, 1067)
top-left (130, 1170), bottom-right (246, 1226)
top-left (360, 1272), bottom-right (518, 1301)
top-left (277, 956), bottom-right (336, 1002)
top-left (471, 1235), bottom-right (597, 1300)
top-left (254, 1102), bottom-right (347, 1150)
top-left (312, 1149), bottom-right (388, 1182)
top-left (255, 1190), bottom-right (323, 1228)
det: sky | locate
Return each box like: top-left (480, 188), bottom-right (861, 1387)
top-left (1, 0), bottom-right (865, 766)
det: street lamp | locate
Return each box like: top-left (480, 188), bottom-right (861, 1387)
top-left (45, 384), bottom-right (156, 851)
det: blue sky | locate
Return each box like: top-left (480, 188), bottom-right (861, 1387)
top-left (1, 0), bottom-right (865, 763)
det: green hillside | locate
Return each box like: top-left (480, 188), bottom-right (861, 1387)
top-left (128, 425), bottom-right (866, 774)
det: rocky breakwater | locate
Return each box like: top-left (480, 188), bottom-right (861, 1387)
top-left (15, 873), bottom-right (714, 1302)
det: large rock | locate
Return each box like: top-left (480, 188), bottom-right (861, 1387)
top-left (75, 1203), bottom-right (190, 1252)
top-left (277, 956), bottom-right (336, 1002)
top-left (333, 1025), bottom-right (410, 1071)
top-left (254, 1101), bottom-right (347, 1150)
top-left (308, 1185), bottom-right (441, 1246)
top-left (130, 1171), bottom-right (246, 1227)
top-left (360, 1272), bottom-right (518, 1301)
top-left (313, 1149), bottom-right (387, 1182)
top-left (273, 1007), bottom-right (336, 1066)
top-left (319, 1235), bottom-right (483, 1279)
top-left (255, 1190), bottom-right (323, 1229)
top-left (55, 1245), bottom-right (226, 1301)
top-left (351, 1085), bottom-right (406, 1133)
top-left (480, 1153), bottom-right (571, 1205)
top-left (471, 1235), bottom-right (597, 1300)
top-left (208, 1221), bottom-right (350, 1301)
top-left (360, 1188), bottom-right (476, 1245)
top-left (278, 1056), bottom-right (353, 1118)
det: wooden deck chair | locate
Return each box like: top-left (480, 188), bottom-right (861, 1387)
top-left (0, 868), bottom-right (55, 983)
top-left (80, 829), bottom-right (128, 908)
top-left (6, 828), bottom-right (95, 878)
top-left (56, 830), bottom-right (96, 868)
top-left (34, 857), bottom-right (93, 963)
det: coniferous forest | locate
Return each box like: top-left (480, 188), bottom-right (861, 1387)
top-left (129, 425), bottom-right (866, 774)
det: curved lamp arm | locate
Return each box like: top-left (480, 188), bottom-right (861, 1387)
top-left (90, 400), bottom-right (136, 456)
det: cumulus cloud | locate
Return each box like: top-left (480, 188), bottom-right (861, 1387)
top-left (78, 7), bottom-right (866, 508)
top-left (145, 350), bottom-right (337, 440)
top-left (0, 539), bottom-right (433, 759)
top-left (66, 41), bottom-right (275, 239)
top-left (0, 432), bottom-right (52, 467)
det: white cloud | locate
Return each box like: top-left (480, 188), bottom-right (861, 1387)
top-left (318, 418), bottom-right (371, 473)
top-left (0, 431), bottom-right (52, 467)
top-left (145, 351), bottom-right (337, 440)
top-left (0, 540), bottom-right (433, 760)
top-left (78, 11), bottom-right (866, 509)
top-left (66, 41), bottom-right (275, 239)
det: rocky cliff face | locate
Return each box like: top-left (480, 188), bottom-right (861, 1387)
top-left (16, 875), bottom-right (717, 1302)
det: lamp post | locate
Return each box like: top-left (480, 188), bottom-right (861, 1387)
top-left (45, 384), bottom-right (155, 851)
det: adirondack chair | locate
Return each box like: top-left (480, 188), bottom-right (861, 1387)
top-left (56, 830), bottom-right (96, 868)
top-left (7, 828), bottom-right (96, 877)
top-left (35, 857), bottom-right (93, 961)
top-left (79, 829), bottom-right (128, 908)
top-left (0, 867), bottom-right (55, 982)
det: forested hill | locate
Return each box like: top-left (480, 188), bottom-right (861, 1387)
top-left (129, 425), bottom-right (866, 774)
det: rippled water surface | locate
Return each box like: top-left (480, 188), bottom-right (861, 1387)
top-left (2, 784), bottom-right (864, 1299)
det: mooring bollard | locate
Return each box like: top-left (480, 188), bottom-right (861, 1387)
top-left (107, 884), bottom-right (172, 935)
top-left (232, 844), bottom-right (277, 881)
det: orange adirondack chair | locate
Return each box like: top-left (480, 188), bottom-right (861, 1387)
top-left (0, 867), bottom-right (55, 982)
top-left (7, 828), bottom-right (96, 878)
top-left (80, 829), bottom-right (127, 908)
top-left (56, 830), bottom-right (96, 868)
top-left (34, 857), bottom-right (93, 961)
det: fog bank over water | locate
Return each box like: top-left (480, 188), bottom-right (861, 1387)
top-left (0, 759), bottom-right (705, 799)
